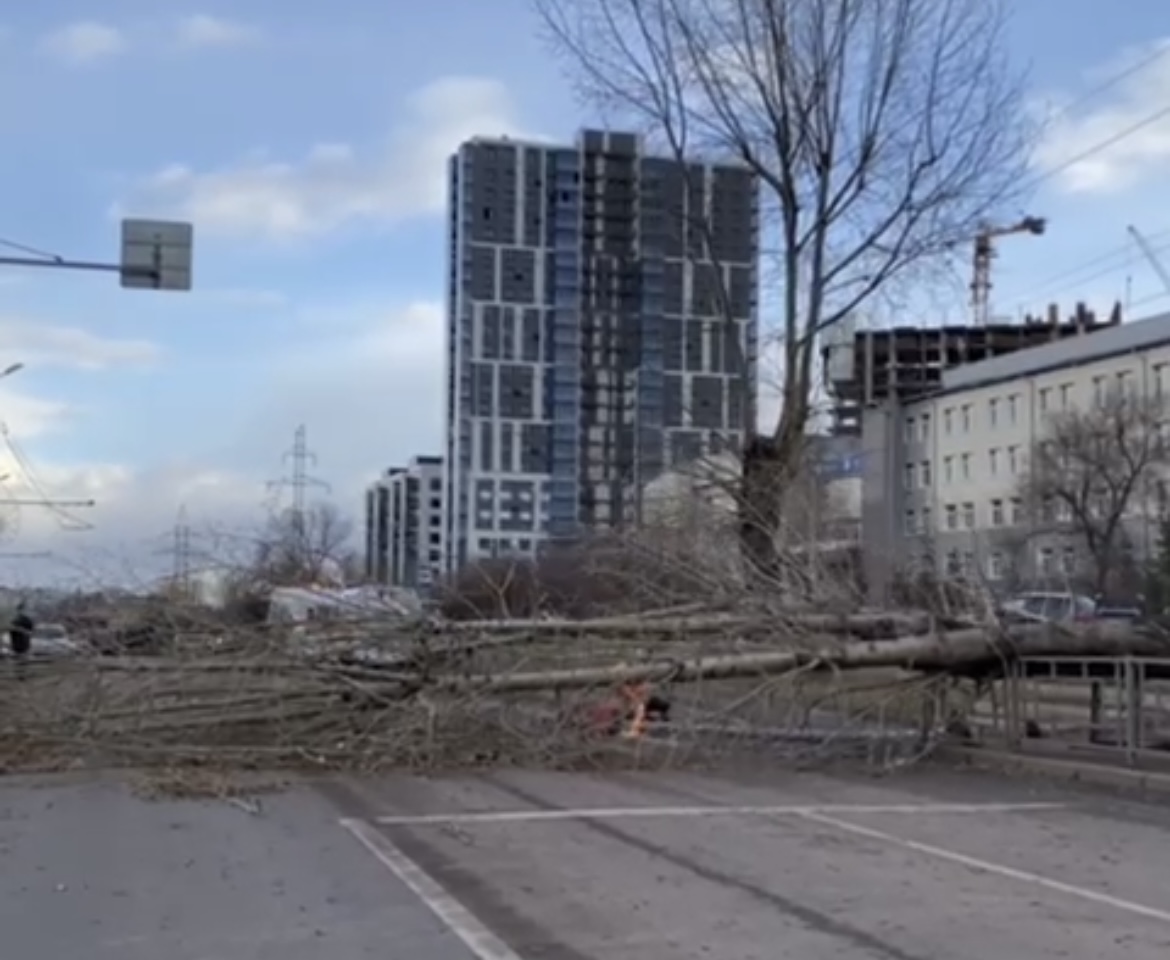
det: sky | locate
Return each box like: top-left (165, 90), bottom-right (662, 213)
top-left (0, 0), bottom-right (1167, 587)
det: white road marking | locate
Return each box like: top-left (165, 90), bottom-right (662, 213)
top-left (339, 817), bottom-right (524, 960)
top-left (373, 801), bottom-right (1063, 826)
top-left (801, 809), bottom-right (1170, 925)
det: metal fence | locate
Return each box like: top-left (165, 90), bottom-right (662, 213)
top-left (990, 657), bottom-right (1170, 767)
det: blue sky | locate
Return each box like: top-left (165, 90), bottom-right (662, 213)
top-left (0, 0), bottom-right (1167, 582)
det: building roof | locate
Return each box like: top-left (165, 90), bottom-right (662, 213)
top-left (938, 310), bottom-right (1170, 396)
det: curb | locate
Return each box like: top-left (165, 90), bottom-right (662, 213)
top-left (935, 744), bottom-right (1170, 797)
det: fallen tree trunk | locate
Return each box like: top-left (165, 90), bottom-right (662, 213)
top-left (436, 622), bottom-right (1170, 694)
top-left (436, 610), bottom-right (948, 640)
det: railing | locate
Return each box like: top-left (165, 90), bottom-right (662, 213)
top-left (987, 657), bottom-right (1170, 768)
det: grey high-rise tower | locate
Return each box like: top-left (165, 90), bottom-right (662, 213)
top-left (443, 129), bottom-right (758, 573)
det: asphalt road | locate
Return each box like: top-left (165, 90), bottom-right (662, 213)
top-left (4, 765), bottom-right (1170, 958)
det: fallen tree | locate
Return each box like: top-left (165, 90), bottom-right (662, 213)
top-left (0, 610), bottom-right (1164, 778)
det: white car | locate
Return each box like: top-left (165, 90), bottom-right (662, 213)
top-left (0, 622), bottom-right (81, 659)
top-left (1000, 592), bottom-right (1097, 624)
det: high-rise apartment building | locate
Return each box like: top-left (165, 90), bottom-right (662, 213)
top-left (364, 455), bottom-right (444, 589)
top-left (443, 129), bottom-right (758, 572)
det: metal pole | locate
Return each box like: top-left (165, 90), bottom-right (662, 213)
top-left (0, 254), bottom-right (158, 282)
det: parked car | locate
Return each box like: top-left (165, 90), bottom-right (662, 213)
top-left (0, 622), bottom-right (81, 659)
top-left (1000, 592), bottom-right (1098, 624)
top-left (1093, 605), bottom-right (1143, 622)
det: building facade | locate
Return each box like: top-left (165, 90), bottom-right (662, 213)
top-left (861, 311), bottom-right (1170, 599)
top-left (443, 129), bottom-right (759, 572)
top-left (364, 456), bottom-right (444, 590)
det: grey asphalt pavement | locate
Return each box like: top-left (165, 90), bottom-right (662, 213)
top-left (4, 765), bottom-right (1170, 958)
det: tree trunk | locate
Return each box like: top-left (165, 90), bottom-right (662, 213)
top-left (436, 622), bottom-right (1167, 695)
top-left (738, 435), bottom-right (787, 588)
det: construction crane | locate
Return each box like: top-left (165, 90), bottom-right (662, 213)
top-left (971, 215), bottom-right (1047, 326)
top-left (1126, 225), bottom-right (1170, 298)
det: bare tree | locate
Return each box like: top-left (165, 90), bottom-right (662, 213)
top-left (1019, 389), bottom-right (1170, 597)
top-left (535, 0), bottom-right (1033, 579)
top-left (254, 501), bottom-right (355, 586)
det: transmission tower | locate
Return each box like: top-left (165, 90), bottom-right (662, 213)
top-left (172, 504), bottom-right (192, 597)
top-left (268, 424), bottom-right (330, 549)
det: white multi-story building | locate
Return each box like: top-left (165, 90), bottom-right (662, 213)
top-left (443, 129), bottom-right (759, 573)
top-left (861, 311), bottom-right (1170, 597)
top-left (364, 456), bottom-right (444, 590)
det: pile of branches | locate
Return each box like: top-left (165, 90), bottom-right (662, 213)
top-left (1, 602), bottom-right (1164, 777)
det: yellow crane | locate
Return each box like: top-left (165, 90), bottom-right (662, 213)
top-left (971, 216), bottom-right (1047, 325)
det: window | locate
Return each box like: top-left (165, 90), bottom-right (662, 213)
top-left (988, 552), bottom-right (1004, 581)
top-left (920, 460), bottom-right (931, 487)
top-left (961, 453), bottom-right (971, 480)
top-left (1010, 497), bottom-right (1023, 525)
top-left (1038, 547), bottom-right (1055, 575)
top-left (1061, 547), bottom-right (1076, 575)
top-left (943, 455), bottom-right (954, 484)
top-left (1156, 363), bottom-right (1168, 399)
top-left (1008, 445), bottom-right (1019, 474)
top-left (944, 408), bottom-right (953, 435)
top-left (990, 498), bottom-right (1004, 526)
top-left (1117, 369), bottom-right (1135, 395)
top-left (905, 417), bottom-right (916, 443)
top-left (989, 447), bottom-right (1000, 475)
top-left (946, 550), bottom-right (961, 576)
top-left (1008, 394), bottom-right (1019, 425)
top-left (945, 504), bottom-right (958, 530)
top-left (1092, 375), bottom-right (1107, 406)
top-left (905, 509), bottom-right (917, 535)
top-left (988, 398), bottom-right (998, 427)
top-left (904, 463), bottom-right (915, 489)
top-left (962, 404), bottom-right (972, 432)
top-left (1041, 496), bottom-right (1056, 524)
top-left (920, 413), bottom-right (931, 441)
top-left (962, 502), bottom-right (975, 529)
top-left (922, 505), bottom-right (932, 531)
top-left (963, 552), bottom-right (975, 576)
top-left (1060, 383), bottom-right (1073, 408)
top-left (1039, 387), bottom-right (1051, 413)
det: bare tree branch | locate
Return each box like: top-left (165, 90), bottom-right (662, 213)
top-left (1019, 387), bottom-right (1170, 596)
top-left (535, 0), bottom-right (1035, 581)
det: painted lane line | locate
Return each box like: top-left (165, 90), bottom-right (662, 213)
top-left (374, 801), bottom-right (1064, 827)
top-left (340, 817), bottom-right (524, 960)
top-left (800, 809), bottom-right (1170, 926)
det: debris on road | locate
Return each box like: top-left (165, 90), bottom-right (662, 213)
top-left (0, 601), bottom-right (1164, 779)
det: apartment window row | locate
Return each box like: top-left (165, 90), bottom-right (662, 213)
top-left (910, 364), bottom-right (1170, 449)
top-left (907, 497), bottom-right (1024, 534)
top-left (926, 546), bottom-right (1075, 581)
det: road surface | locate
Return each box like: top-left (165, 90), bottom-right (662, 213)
top-left (2, 764), bottom-right (1170, 957)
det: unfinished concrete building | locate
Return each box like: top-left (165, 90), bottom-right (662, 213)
top-left (823, 302), bottom-right (1123, 435)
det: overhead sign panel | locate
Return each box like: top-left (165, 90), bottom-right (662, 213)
top-left (120, 219), bottom-right (193, 291)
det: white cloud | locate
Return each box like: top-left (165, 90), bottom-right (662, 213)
top-left (0, 317), bottom-right (160, 371)
top-left (222, 299), bottom-right (444, 504)
top-left (42, 21), bottom-right (127, 64)
top-left (119, 76), bottom-right (529, 240)
top-left (0, 386), bottom-right (70, 439)
top-left (0, 454), bottom-right (269, 588)
top-left (1033, 39), bottom-right (1170, 194)
top-left (175, 14), bottom-right (259, 49)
